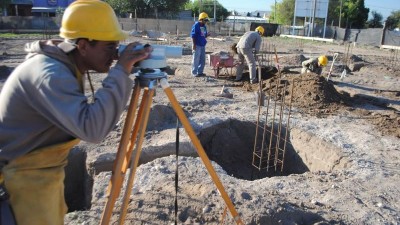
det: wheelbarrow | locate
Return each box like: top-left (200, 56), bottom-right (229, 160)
top-left (208, 53), bottom-right (237, 78)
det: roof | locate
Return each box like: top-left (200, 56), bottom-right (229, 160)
top-left (225, 16), bottom-right (267, 22)
top-left (11, 0), bottom-right (33, 5)
top-left (31, 7), bottom-right (57, 13)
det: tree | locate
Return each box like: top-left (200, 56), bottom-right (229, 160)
top-left (385, 10), bottom-right (400, 30)
top-left (312, 0), bottom-right (370, 28)
top-left (184, 0), bottom-right (230, 22)
top-left (327, 0), bottom-right (341, 27)
top-left (104, 0), bottom-right (132, 17)
top-left (341, 0), bottom-right (369, 28)
top-left (0, 0), bottom-right (12, 16)
top-left (367, 11), bottom-right (383, 28)
top-left (107, 0), bottom-right (190, 18)
top-left (273, 0), bottom-right (295, 25)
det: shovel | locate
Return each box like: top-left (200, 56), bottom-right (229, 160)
top-left (326, 53), bottom-right (339, 81)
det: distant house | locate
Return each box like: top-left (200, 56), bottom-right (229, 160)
top-left (226, 10), bottom-right (271, 24)
top-left (251, 10), bottom-right (271, 19)
top-left (7, 0), bottom-right (33, 16)
top-left (31, 0), bottom-right (73, 16)
top-left (225, 15), bottom-right (268, 24)
top-left (7, 0), bottom-right (74, 16)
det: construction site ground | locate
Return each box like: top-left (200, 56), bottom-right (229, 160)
top-left (1, 34), bottom-right (399, 225)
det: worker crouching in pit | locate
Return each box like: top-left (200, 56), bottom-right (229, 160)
top-left (301, 55), bottom-right (328, 75)
top-left (0, 0), bottom-right (152, 224)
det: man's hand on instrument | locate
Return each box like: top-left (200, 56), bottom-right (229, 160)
top-left (117, 42), bottom-right (152, 74)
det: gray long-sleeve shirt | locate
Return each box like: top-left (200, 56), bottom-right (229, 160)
top-left (0, 40), bottom-right (133, 169)
top-left (236, 31), bottom-right (262, 53)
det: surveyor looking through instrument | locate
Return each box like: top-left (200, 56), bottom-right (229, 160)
top-left (301, 55), bottom-right (328, 75)
top-left (191, 12), bottom-right (209, 77)
top-left (0, 0), bottom-right (152, 224)
top-left (233, 26), bottom-right (264, 84)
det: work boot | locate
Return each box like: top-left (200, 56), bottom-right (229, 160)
top-left (250, 78), bottom-right (258, 84)
top-left (234, 77), bottom-right (242, 82)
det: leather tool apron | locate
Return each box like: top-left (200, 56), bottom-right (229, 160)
top-left (0, 138), bottom-right (80, 225)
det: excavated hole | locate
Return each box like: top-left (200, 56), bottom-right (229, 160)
top-left (63, 116), bottom-right (350, 210)
top-left (198, 119), bottom-right (350, 180)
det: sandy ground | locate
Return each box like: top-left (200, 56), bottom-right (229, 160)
top-left (1, 35), bottom-right (399, 225)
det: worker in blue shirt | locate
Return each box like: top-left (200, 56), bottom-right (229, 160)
top-left (191, 12), bottom-right (209, 77)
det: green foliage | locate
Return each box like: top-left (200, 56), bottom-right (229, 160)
top-left (367, 11), bottom-right (383, 28)
top-left (341, 0), bottom-right (369, 28)
top-left (55, 7), bottom-right (65, 18)
top-left (105, 0), bottom-right (190, 18)
top-left (184, 0), bottom-right (229, 21)
top-left (274, 0), bottom-right (295, 25)
top-left (273, 0), bottom-right (370, 28)
top-left (385, 10), bottom-right (400, 30)
top-left (327, 0), bottom-right (341, 26)
top-left (0, 33), bottom-right (44, 38)
top-left (104, 0), bottom-right (132, 17)
top-left (0, 33), bottom-right (19, 38)
top-left (1, 0), bottom-right (12, 15)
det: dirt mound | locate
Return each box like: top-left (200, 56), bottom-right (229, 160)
top-left (369, 111), bottom-right (400, 137)
top-left (262, 73), bottom-right (351, 115)
top-left (278, 54), bottom-right (306, 66)
top-left (292, 73), bottom-right (348, 105)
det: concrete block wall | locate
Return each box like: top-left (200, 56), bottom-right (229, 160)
top-left (0, 16), bottom-right (60, 30)
top-left (118, 18), bottom-right (251, 37)
top-left (347, 28), bottom-right (382, 46)
top-left (0, 16), bottom-right (398, 47)
top-left (335, 27), bottom-right (346, 41)
top-left (385, 30), bottom-right (400, 46)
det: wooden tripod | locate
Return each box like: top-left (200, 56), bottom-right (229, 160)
top-left (100, 77), bottom-right (244, 225)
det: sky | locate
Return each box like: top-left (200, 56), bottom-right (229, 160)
top-left (215, 0), bottom-right (398, 19)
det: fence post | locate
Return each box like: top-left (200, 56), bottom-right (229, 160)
top-left (380, 23), bottom-right (387, 46)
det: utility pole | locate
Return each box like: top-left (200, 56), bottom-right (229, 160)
top-left (311, 0), bottom-right (317, 36)
top-left (339, 0), bottom-right (342, 28)
top-left (274, 0), bottom-right (276, 22)
top-left (213, 0), bottom-right (216, 22)
top-left (232, 11), bottom-right (236, 33)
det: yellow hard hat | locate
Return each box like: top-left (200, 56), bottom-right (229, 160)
top-left (318, 55), bottom-right (328, 66)
top-left (199, 12), bottom-right (209, 21)
top-left (255, 26), bottom-right (265, 35)
top-left (60, 0), bottom-right (127, 41)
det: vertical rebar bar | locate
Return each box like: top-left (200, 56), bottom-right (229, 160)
top-left (274, 80), bottom-right (287, 171)
top-left (266, 77), bottom-right (280, 171)
top-left (280, 79), bottom-right (295, 172)
top-left (251, 45), bottom-right (294, 173)
top-left (252, 64), bottom-right (263, 170)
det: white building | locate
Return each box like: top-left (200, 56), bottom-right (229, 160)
top-left (225, 15), bottom-right (268, 24)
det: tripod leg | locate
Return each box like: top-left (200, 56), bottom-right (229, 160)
top-left (101, 83), bottom-right (141, 225)
top-left (159, 78), bottom-right (244, 225)
top-left (118, 87), bottom-right (155, 224)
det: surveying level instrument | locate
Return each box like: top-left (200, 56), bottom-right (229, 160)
top-left (100, 44), bottom-right (244, 225)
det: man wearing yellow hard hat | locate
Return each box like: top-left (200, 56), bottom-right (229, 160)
top-left (0, 0), bottom-right (151, 224)
top-left (301, 55), bottom-right (328, 75)
top-left (234, 26), bottom-right (264, 84)
top-left (191, 12), bottom-right (209, 77)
